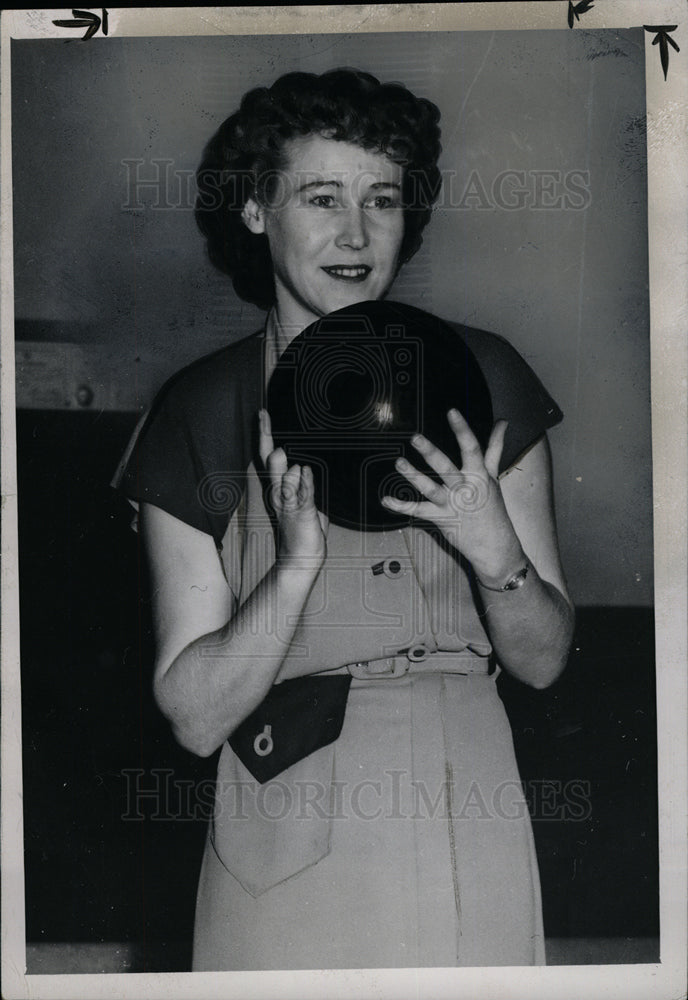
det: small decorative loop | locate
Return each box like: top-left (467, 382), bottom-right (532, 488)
top-left (253, 724), bottom-right (274, 757)
top-left (407, 644), bottom-right (429, 663)
top-left (371, 558), bottom-right (403, 578)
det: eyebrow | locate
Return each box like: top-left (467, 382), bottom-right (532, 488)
top-left (297, 179), bottom-right (402, 193)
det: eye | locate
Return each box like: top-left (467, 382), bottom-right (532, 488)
top-left (365, 194), bottom-right (399, 210)
top-left (310, 194), bottom-right (337, 208)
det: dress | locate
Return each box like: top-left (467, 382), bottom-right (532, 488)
top-left (114, 308), bottom-right (563, 970)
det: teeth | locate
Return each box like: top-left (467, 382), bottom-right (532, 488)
top-left (327, 266), bottom-right (369, 277)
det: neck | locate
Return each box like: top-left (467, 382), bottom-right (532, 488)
top-left (271, 283), bottom-right (327, 346)
top-left (268, 307), bottom-right (297, 358)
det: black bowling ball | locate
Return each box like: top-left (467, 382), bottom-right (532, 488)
top-left (267, 300), bottom-right (493, 531)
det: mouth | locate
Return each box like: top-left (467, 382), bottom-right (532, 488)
top-left (321, 265), bottom-right (372, 283)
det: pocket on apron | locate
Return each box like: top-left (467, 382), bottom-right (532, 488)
top-left (210, 740), bottom-right (335, 897)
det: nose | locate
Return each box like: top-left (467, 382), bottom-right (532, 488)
top-left (335, 206), bottom-right (369, 251)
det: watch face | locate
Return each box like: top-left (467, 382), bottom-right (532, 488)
top-left (504, 565), bottom-right (529, 590)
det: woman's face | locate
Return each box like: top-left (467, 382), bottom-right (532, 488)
top-left (243, 134), bottom-right (405, 334)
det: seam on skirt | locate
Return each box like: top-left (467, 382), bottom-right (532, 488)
top-left (439, 674), bottom-right (462, 963)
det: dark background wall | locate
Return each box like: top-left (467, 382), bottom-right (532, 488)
top-left (11, 28), bottom-right (657, 970)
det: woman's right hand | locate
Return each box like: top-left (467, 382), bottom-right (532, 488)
top-left (259, 409), bottom-right (328, 566)
top-left (143, 416), bottom-right (328, 757)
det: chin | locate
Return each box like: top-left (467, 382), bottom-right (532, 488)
top-left (321, 286), bottom-right (383, 314)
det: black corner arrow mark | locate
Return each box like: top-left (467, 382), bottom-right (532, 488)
top-left (644, 25), bottom-right (680, 81)
top-left (568, 0), bottom-right (595, 30)
top-left (52, 8), bottom-right (108, 41)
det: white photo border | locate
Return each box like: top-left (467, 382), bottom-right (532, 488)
top-left (1, 4), bottom-right (686, 998)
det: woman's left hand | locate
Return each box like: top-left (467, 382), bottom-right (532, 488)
top-left (381, 409), bottom-right (526, 588)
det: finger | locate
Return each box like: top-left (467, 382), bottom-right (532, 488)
top-left (296, 464), bottom-right (316, 509)
top-left (266, 446), bottom-right (288, 492)
top-left (380, 495), bottom-right (437, 520)
top-left (395, 456), bottom-right (446, 505)
top-left (447, 409), bottom-right (484, 472)
top-left (280, 463), bottom-right (302, 509)
top-left (258, 409), bottom-right (275, 466)
top-left (409, 433), bottom-right (459, 483)
top-left (484, 420), bottom-right (508, 479)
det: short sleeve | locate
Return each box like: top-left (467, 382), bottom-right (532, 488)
top-left (111, 335), bottom-right (263, 546)
top-left (456, 324), bottom-right (563, 472)
top-left (112, 377), bottom-right (216, 537)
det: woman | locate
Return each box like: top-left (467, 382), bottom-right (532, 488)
top-left (116, 68), bottom-right (574, 969)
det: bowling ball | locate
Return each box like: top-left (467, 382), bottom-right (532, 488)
top-left (266, 300), bottom-right (493, 531)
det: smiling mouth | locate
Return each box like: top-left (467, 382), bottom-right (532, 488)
top-left (321, 265), bottom-right (372, 282)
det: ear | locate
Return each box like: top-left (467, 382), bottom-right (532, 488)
top-left (241, 197), bottom-right (266, 235)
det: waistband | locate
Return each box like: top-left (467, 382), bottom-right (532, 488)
top-left (337, 645), bottom-right (493, 681)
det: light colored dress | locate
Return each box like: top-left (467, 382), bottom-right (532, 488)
top-left (193, 315), bottom-right (544, 969)
top-left (115, 308), bottom-right (562, 969)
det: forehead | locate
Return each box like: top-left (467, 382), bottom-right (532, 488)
top-left (280, 134), bottom-right (403, 182)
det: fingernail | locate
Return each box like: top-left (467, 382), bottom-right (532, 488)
top-left (411, 434), bottom-right (424, 447)
top-left (396, 457), bottom-right (409, 470)
top-left (448, 408), bottom-right (459, 419)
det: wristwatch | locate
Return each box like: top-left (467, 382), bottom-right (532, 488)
top-left (477, 560), bottom-right (530, 592)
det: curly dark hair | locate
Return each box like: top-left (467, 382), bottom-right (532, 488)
top-left (195, 68), bottom-right (442, 309)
